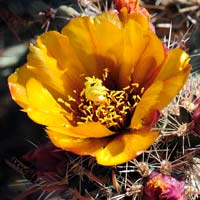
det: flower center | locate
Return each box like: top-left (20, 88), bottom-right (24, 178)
top-left (146, 176), bottom-right (169, 192)
top-left (59, 75), bottom-right (144, 132)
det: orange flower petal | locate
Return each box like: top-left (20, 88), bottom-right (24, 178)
top-left (131, 31), bottom-right (165, 86)
top-left (62, 11), bottom-right (154, 88)
top-left (8, 65), bottom-right (31, 108)
top-left (153, 48), bottom-right (191, 110)
top-left (96, 130), bottom-right (158, 166)
top-left (8, 64), bottom-right (69, 126)
top-left (36, 31), bottom-right (87, 95)
top-left (117, 10), bottom-right (156, 87)
top-left (118, 14), bottom-right (150, 87)
top-left (47, 130), bottom-right (110, 156)
top-left (156, 65), bottom-right (191, 110)
top-left (26, 31), bottom-right (87, 97)
top-left (155, 48), bottom-right (190, 81)
top-left (62, 12), bottom-right (123, 83)
top-left (131, 80), bottom-right (163, 129)
top-left (27, 43), bottom-right (65, 96)
top-left (25, 78), bottom-right (69, 126)
top-left (47, 122), bottom-right (115, 139)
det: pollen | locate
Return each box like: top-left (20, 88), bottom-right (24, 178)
top-left (146, 177), bottom-right (168, 191)
top-left (58, 75), bottom-right (144, 132)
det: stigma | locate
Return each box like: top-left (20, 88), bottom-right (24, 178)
top-left (84, 76), bottom-right (108, 105)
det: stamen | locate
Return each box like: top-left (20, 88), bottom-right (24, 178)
top-left (75, 76), bottom-right (143, 131)
top-left (57, 75), bottom-right (144, 132)
top-left (102, 68), bottom-right (109, 81)
top-left (67, 95), bottom-right (76, 102)
top-left (57, 97), bottom-right (74, 112)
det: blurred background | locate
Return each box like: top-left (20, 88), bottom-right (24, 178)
top-left (0, 1), bottom-right (78, 199)
top-left (0, 0), bottom-right (199, 199)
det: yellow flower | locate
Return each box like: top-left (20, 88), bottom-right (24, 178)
top-left (8, 9), bottom-right (191, 166)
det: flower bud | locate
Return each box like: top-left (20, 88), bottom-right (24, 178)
top-left (144, 171), bottom-right (187, 200)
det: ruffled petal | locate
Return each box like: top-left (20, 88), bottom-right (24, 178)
top-left (131, 30), bottom-right (165, 87)
top-left (155, 48), bottom-right (190, 81)
top-left (131, 80), bottom-right (163, 129)
top-left (8, 64), bottom-right (70, 127)
top-left (27, 31), bottom-right (87, 97)
top-left (27, 43), bottom-right (65, 96)
top-left (95, 130), bottom-right (158, 166)
top-left (36, 31), bottom-right (87, 94)
top-left (62, 11), bottom-right (123, 85)
top-left (153, 48), bottom-right (191, 109)
top-left (47, 122), bottom-right (115, 139)
top-left (25, 78), bottom-right (69, 126)
top-left (118, 14), bottom-right (150, 87)
top-left (62, 11), bottom-right (157, 89)
top-left (156, 65), bottom-right (191, 110)
top-left (8, 65), bottom-right (31, 108)
top-left (47, 130), bottom-right (110, 156)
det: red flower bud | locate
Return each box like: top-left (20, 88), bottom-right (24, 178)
top-left (114, 0), bottom-right (150, 20)
top-left (144, 171), bottom-right (187, 200)
top-left (22, 143), bottom-right (68, 180)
